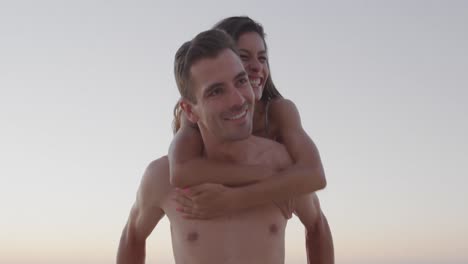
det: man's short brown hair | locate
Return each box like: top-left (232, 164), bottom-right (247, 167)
top-left (174, 29), bottom-right (238, 103)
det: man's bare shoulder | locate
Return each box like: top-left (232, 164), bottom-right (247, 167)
top-left (142, 156), bottom-right (170, 184)
top-left (249, 136), bottom-right (292, 169)
top-left (137, 156), bottom-right (171, 208)
top-left (251, 136), bottom-right (284, 152)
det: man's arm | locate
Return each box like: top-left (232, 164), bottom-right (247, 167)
top-left (117, 158), bottom-right (168, 264)
top-left (294, 193), bottom-right (334, 264)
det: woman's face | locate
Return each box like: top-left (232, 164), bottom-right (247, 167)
top-left (236, 32), bottom-right (270, 101)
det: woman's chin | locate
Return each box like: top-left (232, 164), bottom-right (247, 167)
top-left (254, 88), bottom-right (263, 101)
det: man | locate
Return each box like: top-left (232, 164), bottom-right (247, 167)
top-left (117, 29), bottom-right (331, 264)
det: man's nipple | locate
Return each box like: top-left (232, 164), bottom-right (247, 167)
top-left (269, 224), bottom-right (279, 234)
top-left (187, 231), bottom-right (199, 242)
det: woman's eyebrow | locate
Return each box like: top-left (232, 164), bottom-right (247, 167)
top-left (239, 49), bottom-right (267, 55)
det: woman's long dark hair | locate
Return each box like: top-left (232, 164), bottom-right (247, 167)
top-left (213, 16), bottom-right (283, 102)
top-left (173, 16), bottom-right (283, 133)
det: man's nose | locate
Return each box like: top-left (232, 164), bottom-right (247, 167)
top-left (227, 86), bottom-right (246, 107)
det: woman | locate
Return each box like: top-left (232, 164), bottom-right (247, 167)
top-left (170, 16), bottom-right (327, 219)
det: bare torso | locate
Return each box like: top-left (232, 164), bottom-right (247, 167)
top-left (155, 136), bottom-right (292, 264)
top-left (163, 195), bottom-right (286, 264)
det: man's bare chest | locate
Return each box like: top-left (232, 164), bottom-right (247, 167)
top-left (161, 190), bottom-right (287, 246)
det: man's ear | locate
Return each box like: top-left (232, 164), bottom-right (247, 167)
top-left (179, 99), bottom-right (199, 124)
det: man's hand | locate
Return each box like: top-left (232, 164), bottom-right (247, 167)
top-left (173, 183), bottom-right (238, 219)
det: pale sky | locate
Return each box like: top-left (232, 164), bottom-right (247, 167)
top-left (1, 1), bottom-right (467, 264)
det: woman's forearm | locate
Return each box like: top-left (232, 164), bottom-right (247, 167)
top-left (171, 158), bottom-right (275, 188)
top-left (232, 164), bottom-right (326, 210)
top-left (169, 122), bottom-right (275, 188)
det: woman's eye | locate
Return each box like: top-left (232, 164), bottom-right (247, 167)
top-left (240, 55), bottom-right (249, 61)
top-left (259, 56), bottom-right (267, 63)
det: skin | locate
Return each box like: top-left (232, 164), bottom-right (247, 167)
top-left (169, 31), bottom-right (334, 263)
top-left (170, 31), bottom-right (327, 216)
top-left (117, 48), bottom-right (324, 264)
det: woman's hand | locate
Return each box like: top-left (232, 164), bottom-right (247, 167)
top-left (173, 183), bottom-right (239, 219)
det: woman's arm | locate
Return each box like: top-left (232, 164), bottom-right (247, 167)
top-left (233, 98), bottom-right (327, 204)
top-left (168, 119), bottom-right (274, 188)
top-left (174, 99), bottom-right (327, 218)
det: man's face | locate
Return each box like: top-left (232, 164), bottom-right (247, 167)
top-left (186, 49), bottom-right (255, 143)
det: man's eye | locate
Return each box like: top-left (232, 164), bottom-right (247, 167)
top-left (237, 78), bottom-right (248, 86)
top-left (209, 89), bottom-right (220, 96)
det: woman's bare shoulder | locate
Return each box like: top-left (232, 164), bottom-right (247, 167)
top-left (269, 98), bottom-right (298, 115)
top-left (268, 98), bottom-right (301, 139)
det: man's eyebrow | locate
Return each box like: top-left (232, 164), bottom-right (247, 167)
top-left (234, 71), bottom-right (247, 81)
top-left (203, 71), bottom-right (247, 96)
top-left (204, 82), bottom-right (223, 96)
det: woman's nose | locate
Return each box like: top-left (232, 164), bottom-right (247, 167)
top-left (248, 58), bottom-right (262, 73)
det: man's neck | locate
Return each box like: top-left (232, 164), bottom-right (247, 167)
top-left (252, 100), bottom-right (268, 136)
top-left (201, 134), bottom-right (255, 163)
